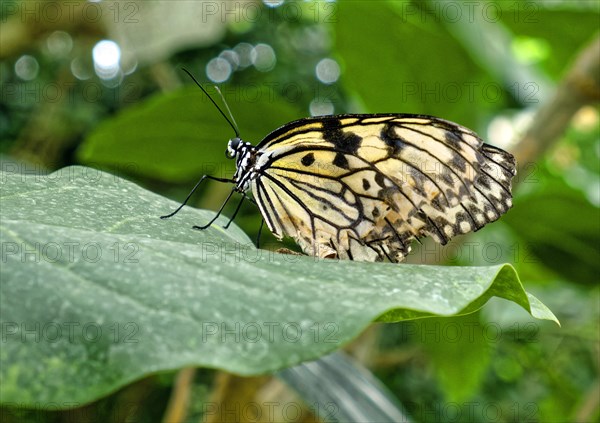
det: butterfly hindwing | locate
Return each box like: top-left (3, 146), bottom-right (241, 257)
top-left (250, 114), bottom-right (516, 262)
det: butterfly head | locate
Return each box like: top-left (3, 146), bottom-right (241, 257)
top-left (226, 137), bottom-right (243, 159)
top-left (227, 137), bottom-right (257, 191)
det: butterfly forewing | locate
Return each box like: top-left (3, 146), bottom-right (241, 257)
top-left (249, 114), bottom-right (516, 262)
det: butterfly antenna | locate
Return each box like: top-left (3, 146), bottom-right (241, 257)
top-left (181, 68), bottom-right (240, 137)
top-left (214, 86), bottom-right (240, 137)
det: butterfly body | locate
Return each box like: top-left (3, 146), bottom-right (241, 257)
top-left (225, 113), bottom-right (516, 263)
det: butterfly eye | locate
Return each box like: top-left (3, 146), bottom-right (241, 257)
top-left (226, 137), bottom-right (241, 159)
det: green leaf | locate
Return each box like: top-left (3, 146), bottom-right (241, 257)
top-left (77, 87), bottom-right (302, 183)
top-left (335, 1), bottom-right (493, 126)
top-left (0, 166), bottom-right (557, 407)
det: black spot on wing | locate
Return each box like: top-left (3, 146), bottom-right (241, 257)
top-left (301, 152), bottom-right (315, 167)
top-left (408, 167), bottom-right (426, 186)
top-left (444, 130), bottom-right (464, 149)
top-left (440, 171), bottom-right (454, 186)
top-left (322, 119), bottom-right (362, 154)
top-left (379, 186), bottom-right (401, 213)
top-left (333, 152), bottom-right (350, 169)
top-left (451, 154), bottom-right (467, 173)
top-left (337, 133), bottom-right (362, 154)
top-left (457, 184), bottom-right (470, 199)
top-left (362, 178), bottom-right (371, 191)
top-left (429, 196), bottom-right (444, 212)
top-left (381, 124), bottom-right (405, 155)
top-left (375, 173), bottom-right (386, 188)
top-left (476, 174), bottom-right (491, 190)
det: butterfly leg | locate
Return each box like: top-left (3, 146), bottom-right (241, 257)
top-left (235, 195), bottom-right (265, 247)
top-left (222, 194), bottom-right (246, 229)
top-left (256, 219), bottom-right (264, 248)
top-left (160, 174), bottom-right (234, 219)
top-left (193, 187), bottom-right (236, 230)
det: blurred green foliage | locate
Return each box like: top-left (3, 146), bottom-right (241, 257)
top-left (1, 0), bottom-right (598, 422)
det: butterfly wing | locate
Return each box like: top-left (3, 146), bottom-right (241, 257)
top-left (250, 114), bottom-right (516, 262)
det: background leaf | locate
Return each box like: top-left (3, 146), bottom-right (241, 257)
top-left (421, 313), bottom-right (491, 403)
top-left (503, 173), bottom-right (600, 285)
top-left (77, 87), bottom-right (302, 183)
top-left (335, 1), bottom-right (492, 125)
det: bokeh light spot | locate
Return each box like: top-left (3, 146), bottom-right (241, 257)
top-left (251, 44), bottom-right (276, 72)
top-left (93, 40), bottom-right (121, 80)
top-left (309, 98), bottom-right (334, 116)
top-left (315, 58), bottom-right (340, 84)
top-left (15, 55), bottom-right (39, 81)
top-left (206, 57), bottom-right (232, 83)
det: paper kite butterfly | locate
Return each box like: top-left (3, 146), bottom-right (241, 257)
top-left (162, 71), bottom-right (516, 263)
